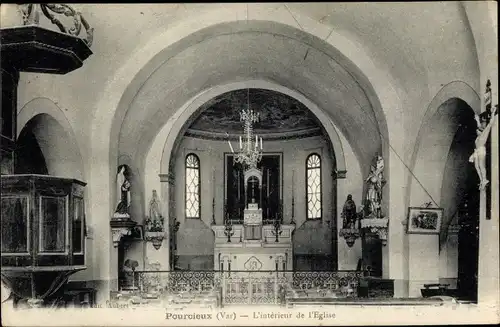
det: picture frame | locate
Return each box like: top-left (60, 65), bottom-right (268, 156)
top-left (407, 207), bottom-right (443, 234)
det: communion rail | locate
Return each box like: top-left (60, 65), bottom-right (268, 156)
top-left (124, 270), bottom-right (363, 307)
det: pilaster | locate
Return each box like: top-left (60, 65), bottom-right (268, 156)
top-left (382, 150), bottom-right (408, 297)
top-left (477, 79), bottom-right (499, 307)
top-left (153, 173), bottom-right (172, 271)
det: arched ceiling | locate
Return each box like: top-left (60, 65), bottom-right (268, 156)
top-left (72, 2), bottom-right (478, 119)
top-left (11, 3), bottom-right (481, 177)
top-left (186, 88), bottom-right (322, 139)
top-left (116, 20), bottom-right (386, 174)
top-left (290, 2), bottom-right (478, 97)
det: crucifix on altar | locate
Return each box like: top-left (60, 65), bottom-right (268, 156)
top-left (244, 168), bottom-right (263, 209)
top-left (246, 175), bottom-right (261, 208)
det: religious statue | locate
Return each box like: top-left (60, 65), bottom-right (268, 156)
top-left (339, 195), bottom-right (361, 247)
top-left (149, 190), bottom-right (160, 219)
top-left (341, 194), bottom-right (357, 229)
top-left (365, 154), bottom-right (385, 218)
top-left (469, 104), bottom-right (498, 190)
top-left (114, 165), bottom-right (131, 218)
top-left (145, 190), bottom-right (163, 232)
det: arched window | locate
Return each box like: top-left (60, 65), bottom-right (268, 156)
top-left (185, 153), bottom-right (200, 219)
top-left (306, 153), bottom-right (322, 219)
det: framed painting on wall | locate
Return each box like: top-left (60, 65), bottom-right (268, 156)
top-left (407, 207), bottom-right (443, 234)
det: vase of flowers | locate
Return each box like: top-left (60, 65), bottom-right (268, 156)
top-left (145, 217), bottom-right (165, 250)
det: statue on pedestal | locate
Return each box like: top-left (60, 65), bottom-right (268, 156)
top-left (365, 154), bottom-right (385, 218)
top-left (114, 165), bottom-right (131, 218)
top-left (145, 190), bottom-right (163, 231)
top-left (359, 154), bottom-right (388, 245)
top-left (340, 194), bottom-right (360, 247)
top-left (342, 194), bottom-right (357, 229)
top-left (149, 190), bottom-right (161, 220)
top-left (145, 190), bottom-right (164, 250)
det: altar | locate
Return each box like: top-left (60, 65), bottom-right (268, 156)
top-left (212, 202), bottom-right (295, 271)
top-left (212, 168), bottom-right (294, 272)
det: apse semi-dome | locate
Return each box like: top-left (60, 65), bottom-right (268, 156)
top-left (186, 89), bottom-right (323, 140)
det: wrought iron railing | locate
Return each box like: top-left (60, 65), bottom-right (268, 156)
top-left (20, 4), bottom-right (93, 47)
top-left (116, 270), bottom-right (363, 307)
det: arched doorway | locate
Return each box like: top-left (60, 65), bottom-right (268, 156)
top-left (15, 123), bottom-right (49, 175)
top-left (409, 93), bottom-right (480, 299)
top-left (164, 88), bottom-right (341, 272)
top-left (438, 100), bottom-right (480, 302)
top-left (441, 105), bottom-right (480, 302)
top-left (15, 113), bottom-right (84, 179)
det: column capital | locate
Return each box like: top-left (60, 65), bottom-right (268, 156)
top-left (159, 172), bottom-right (175, 184)
top-left (333, 170), bottom-right (347, 179)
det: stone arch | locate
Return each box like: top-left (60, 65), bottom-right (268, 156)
top-left (89, 12), bottom-right (398, 221)
top-left (152, 81), bottom-right (352, 272)
top-left (17, 98), bottom-right (84, 180)
top-left (88, 11), bottom-right (398, 282)
top-left (407, 81), bottom-right (480, 243)
top-left (151, 81), bottom-right (348, 238)
top-left (158, 81), bottom-right (347, 175)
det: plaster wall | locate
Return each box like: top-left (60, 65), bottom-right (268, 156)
top-left (408, 234), bottom-right (440, 297)
top-left (336, 131), bottom-right (363, 270)
top-left (439, 228), bottom-right (459, 288)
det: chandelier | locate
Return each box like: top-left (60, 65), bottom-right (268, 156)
top-left (228, 89), bottom-right (263, 169)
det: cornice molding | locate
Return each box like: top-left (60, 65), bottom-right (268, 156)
top-left (159, 172), bottom-right (175, 184)
top-left (184, 127), bottom-right (322, 141)
top-left (334, 170), bottom-right (347, 179)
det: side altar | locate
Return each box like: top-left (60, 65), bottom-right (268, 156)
top-left (211, 168), bottom-right (294, 271)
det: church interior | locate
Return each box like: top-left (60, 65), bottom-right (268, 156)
top-left (0, 2), bottom-right (498, 315)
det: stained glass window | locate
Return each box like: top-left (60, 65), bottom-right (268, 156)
top-left (185, 153), bottom-right (200, 219)
top-left (306, 154), bottom-right (322, 219)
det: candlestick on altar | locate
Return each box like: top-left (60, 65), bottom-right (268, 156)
top-left (239, 136), bottom-right (242, 149)
top-left (260, 137), bottom-right (263, 150)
